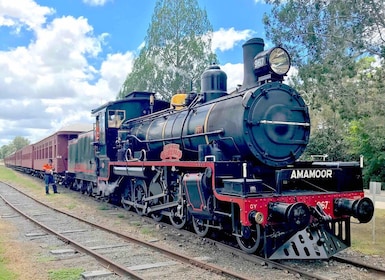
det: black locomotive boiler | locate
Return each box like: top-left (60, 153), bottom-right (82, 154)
top-left (119, 39), bottom-right (309, 168)
top-left (6, 37), bottom-right (374, 260)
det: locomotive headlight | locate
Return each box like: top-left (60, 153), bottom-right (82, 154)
top-left (254, 47), bottom-right (291, 77)
top-left (269, 47), bottom-right (290, 75)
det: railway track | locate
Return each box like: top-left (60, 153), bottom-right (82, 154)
top-left (212, 239), bottom-right (385, 280)
top-left (0, 181), bottom-right (250, 279)
top-left (1, 177), bottom-right (383, 280)
top-left (331, 255), bottom-right (385, 277)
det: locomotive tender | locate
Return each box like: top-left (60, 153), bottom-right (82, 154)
top-left (5, 38), bottom-right (374, 260)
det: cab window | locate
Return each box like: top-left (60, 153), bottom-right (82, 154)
top-left (108, 110), bottom-right (125, 128)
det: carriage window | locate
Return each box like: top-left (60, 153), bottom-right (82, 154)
top-left (108, 110), bottom-right (125, 128)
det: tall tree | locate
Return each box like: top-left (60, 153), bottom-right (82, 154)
top-left (0, 136), bottom-right (30, 159)
top-left (119, 0), bottom-right (217, 100)
top-left (263, 0), bottom-right (385, 183)
top-left (264, 0), bottom-right (385, 63)
top-left (0, 145), bottom-right (13, 159)
top-left (12, 136), bottom-right (30, 151)
top-left (263, 0), bottom-right (384, 115)
top-left (345, 58), bottom-right (385, 184)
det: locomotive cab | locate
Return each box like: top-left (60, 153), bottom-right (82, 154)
top-left (91, 92), bottom-right (169, 177)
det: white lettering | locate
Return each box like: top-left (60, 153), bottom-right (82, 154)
top-left (318, 201), bottom-right (329, 209)
top-left (290, 169), bottom-right (333, 179)
top-left (250, 204), bottom-right (258, 210)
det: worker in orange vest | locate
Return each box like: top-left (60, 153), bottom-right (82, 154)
top-left (43, 159), bottom-right (59, 194)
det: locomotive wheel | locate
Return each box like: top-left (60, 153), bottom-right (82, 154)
top-left (151, 210), bottom-right (163, 222)
top-left (121, 186), bottom-right (132, 211)
top-left (169, 206), bottom-right (187, 229)
top-left (86, 182), bottom-right (93, 196)
top-left (80, 182), bottom-right (87, 194)
top-left (149, 180), bottom-right (164, 222)
top-left (77, 179), bottom-right (83, 192)
top-left (134, 180), bottom-right (147, 216)
top-left (72, 179), bottom-right (82, 191)
top-left (192, 217), bottom-right (210, 237)
top-left (236, 224), bottom-right (263, 254)
top-left (82, 181), bottom-right (92, 195)
top-left (150, 193), bottom-right (163, 222)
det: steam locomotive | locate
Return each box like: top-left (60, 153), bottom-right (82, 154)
top-left (5, 38), bottom-right (374, 260)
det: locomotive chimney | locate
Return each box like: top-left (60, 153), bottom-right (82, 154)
top-left (239, 38), bottom-right (265, 91)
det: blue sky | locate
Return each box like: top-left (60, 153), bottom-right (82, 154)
top-left (0, 0), bottom-right (273, 147)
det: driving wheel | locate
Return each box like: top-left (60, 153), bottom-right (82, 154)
top-left (192, 216), bottom-right (210, 237)
top-left (150, 193), bottom-right (163, 222)
top-left (121, 185), bottom-right (132, 211)
top-left (236, 224), bottom-right (263, 254)
top-left (133, 179), bottom-right (147, 215)
top-left (170, 205), bottom-right (187, 229)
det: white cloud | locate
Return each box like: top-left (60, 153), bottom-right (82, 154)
top-left (221, 61), bottom-right (300, 91)
top-left (138, 41), bottom-right (145, 51)
top-left (0, 2), bottom-right (135, 146)
top-left (285, 66), bottom-right (299, 85)
top-left (220, 63), bottom-right (244, 91)
top-left (0, 0), bottom-right (54, 31)
top-left (82, 0), bottom-right (111, 7)
top-left (0, 7), bottom-right (261, 147)
top-left (212, 27), bottom-right (255, 52)
top-left (100, 52), bottom-right (135, 94)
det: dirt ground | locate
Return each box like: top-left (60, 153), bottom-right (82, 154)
top-left (1, 168), bottom-right (384, 280)
top-left (0, 222), bottom-right (49, 279)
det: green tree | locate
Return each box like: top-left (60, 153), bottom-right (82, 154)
top-left (12, 136), bottom-right (30, 151)
top-left (263, 0), bottom-right (384, 116)
top-left (264, 0), bottom-right (385, 63)
top-left (119, 0), bottom-right (217, 100)
top-left (302, 106), bottom-right (350, 162)
top-left (347, 118), bottom-right (385, 186)
top-left (263, 0), bottom-right (385, 183)
top-left (0, 136), bottom-right (30, 159)
top-left (0, 145), bottom-right (13, 159)
top-left (345, 58), bottom-right (385, 184)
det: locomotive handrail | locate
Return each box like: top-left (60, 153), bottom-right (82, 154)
top-left (258, 120), bottom-right (310, 126)
top-left (120, 107), bottom-right (175, 126)
top-left (125, 129), bottom-right (224, 143)
top-left (120, 91), bottom-right (233, 127)
top-left (186, 94), bottom-right (203, 109)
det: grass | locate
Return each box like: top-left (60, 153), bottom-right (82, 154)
top-left (97, 203), bottom-right (111, 210)
top-left (140, 227), bottom-right (153, 235)
top-left (131, 221), bottom-right (142, 227)
top-left (66, 203), bottom-right (77, 210)
top-left (0, 167), bottom-right (26, 279)
top-left (0, 165), bottom-right (41, 191)
top-left (0, 245), bottom-right (17, 280)
top-left (48, 268), bottom-right (84, 280)
top-left (36, 255), bottom-right (56, 263)
top-left (351, 208), bottom-right (385, 256)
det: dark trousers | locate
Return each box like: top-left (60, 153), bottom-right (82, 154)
top-left (44, 174), bottom-right (57, 193)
